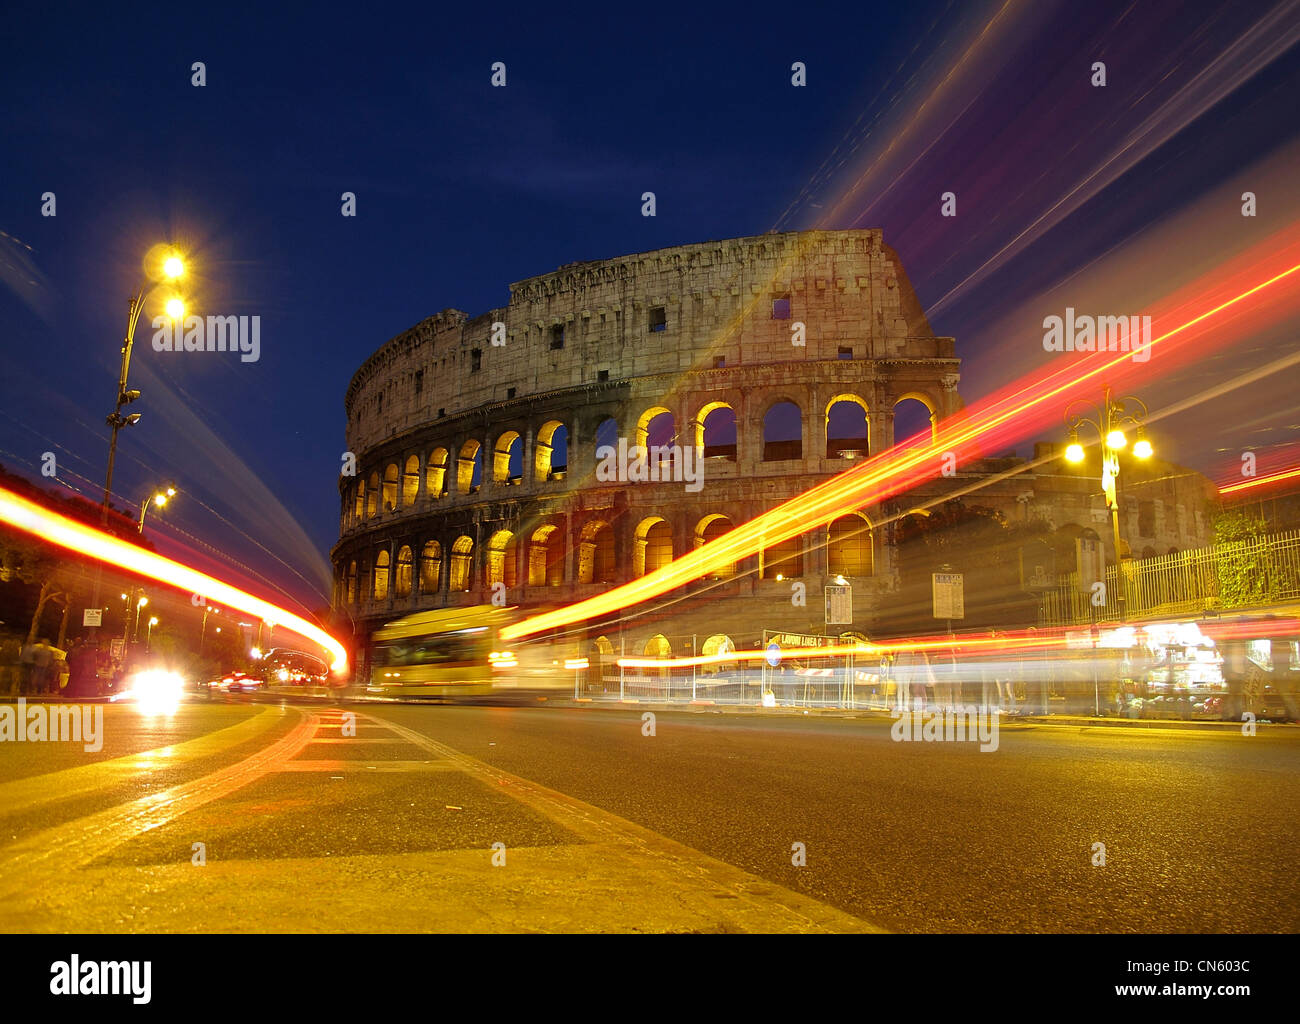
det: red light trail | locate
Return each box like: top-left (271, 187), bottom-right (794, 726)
top-left (504, 230), bottom-right (1300, 642)
top-left (0, 484), bottom-right (348, 673)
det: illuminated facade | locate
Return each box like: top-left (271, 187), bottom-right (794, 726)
top-left (332, 229), bottom-right (1213, 664)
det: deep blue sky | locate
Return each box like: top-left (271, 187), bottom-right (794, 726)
top-left (2, 1), bottom-right (1297, 614)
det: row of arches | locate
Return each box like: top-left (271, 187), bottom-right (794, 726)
top-left (339, 511), bottom-right (878, 607)
top-left (342, 394), bottom-right (937, 529)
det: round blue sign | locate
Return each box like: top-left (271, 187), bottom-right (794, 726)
top-left (765, 642), bottom-right (782, 668)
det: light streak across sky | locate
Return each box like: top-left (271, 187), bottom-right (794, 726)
top-left (503, 232), bottom-right (1300, 642)
top-left (1220, 466), bottom-right (1300, 496)
top-left (0, 484), bottom-right (348, 673)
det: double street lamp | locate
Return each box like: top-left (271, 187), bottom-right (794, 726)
top-left (137, 484), bottom-right (177, 534)
top-left (1064, 386), bottom-right (1154, 621)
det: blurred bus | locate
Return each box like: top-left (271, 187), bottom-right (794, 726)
top-left (366, 605), bottom-right (571, 701)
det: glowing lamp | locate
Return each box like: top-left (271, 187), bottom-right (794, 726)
top-left (1065, 443), bottom-right (1085, 463)
top-left (1133, 437), bottom-right (1153, 459)
top-left (1106, 430), bottom-right (1127, 450)
top-left (163, 255), bottom-right (185, 279)
top-left (165, 297), bottom-right (185, 320)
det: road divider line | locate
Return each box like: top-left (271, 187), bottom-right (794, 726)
top-left (366, 712), bottom-right (886, 934)
top-left (0, 711), bottom-right (320, 893)
top-left (0, 706), bottom-right (289, 816)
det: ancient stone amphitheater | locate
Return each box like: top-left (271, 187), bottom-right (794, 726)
top-left (333, 229), bottom-right (967, 668)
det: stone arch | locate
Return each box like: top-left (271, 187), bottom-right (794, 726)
top-left (448, 535), bottom-right (474, 591)
top-left (493, 430), bottom-right (523, 485)
top-left (695, 514), bottom-right (737, 578)
top-left (827, 512), bottom-right (873, 577)
top-left (395, 544), bottom-right (414, 598)
top-left (693, 401), bottom-right (737, 461)
top-left (353, 480), bottom-right (365, 522)
top-left (426, 448), bottom-right (449, 499)
top-left (636, 406), bottom-right (675, 449)
top-left (487, 529), bottom-right (518, 588)
top-left (763, 399), bottom-right (803, 461)
top-left (825, 394), bottom-right (869, 459)
top-left (346, 560), bottom-right (357, 605)
top-left (382, 464), bottom-right (399, 512)
top-left (373, 549), bottom-right (391, 601)
top-left (402, 456), bottom-right (420, 506)
top-left (634, 516), bottom-right (673, 577)
top-left (643, 634), bottom-right (673, 658)
top-left (701, 633), bottom-right (733, 658)
top-left (366, 471), bottom-right (379, 518)
top-left (577, 519), bottom-right (616, 584)
top-left (894, 391), bottom-right (938, 443)
top-left (535, 421), bottom-right (568, 482)
top-left (527, 523), bottom-right (565, 587)
top-left (457, 440), bottom-right (482, 495)
top-left (419, 541), bottom-right (443, 594)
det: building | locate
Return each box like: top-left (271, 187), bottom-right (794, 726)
top-left (332, 230), bottom-right (1215, 669)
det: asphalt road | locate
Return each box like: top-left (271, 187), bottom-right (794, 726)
top-left (1, 697), bottom-right (1296, 932)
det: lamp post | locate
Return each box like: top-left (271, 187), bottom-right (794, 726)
top-left (1064, 386), bottom-right (1154, 622)
top-left (146, 616), bottom-right (159, 650)
top-left (101, 252), bottom-right (185, 527)
top-left (200, 605), bottom-right (221, 655)
top-left (132, 595), bottom-right (149, 644)
top-left (137, 485), bottom-right (177, 535)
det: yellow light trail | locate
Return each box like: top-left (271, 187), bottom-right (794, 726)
top-left (1219, 466), bottom-right (1300, 495)
top-left (503, 255), bottom-right (1300, 642)
top-left (0, 484), bottom-right (348, 673)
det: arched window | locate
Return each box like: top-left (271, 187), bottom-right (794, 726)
top-left (762, 535), bottom-right (803, 579)
top-left (448, 536), bottom-right (474, 591)
top-left (402, 456), bottom-right (420, 506)
top-left (634, 517), bottom-right (673, 577)
top-left (493, 431), bottom-right (523, 484)
top-left (894, 393), bottom-right (937, 443)
top-left (577, 520), bottom-right (615, 584)
top-left (827, 514), bottom-right (873, 577)
top-left (527, 524), bottom-right (565, 587)
top-left (373, 549), bottom-right (391, 601)
top-left (419, 541), bottom-right (442, 593)
top-left (763, 401), bottom-right (802, 461)
top-left (382, 464), bottom-right (399, 512)
top-left (825, 395), bottom-right (869, 459)
top-left (366, 471), bottom-right (378, 518)
top-left (487, 530), bottom-right (518, 589)
top-left (635, 407), bottom-right (675, 450)
top-left (643, 634), bottom-right (672, 658)
top-left (535, 421), bottom-right (568, 482)
top-left (426, 448), bottom-right (449, 499)
top-left (696, 403), bottom-right (737, 461)
top-left (457, 440), bottom-right (482, 494)
top-left (346, 560), bottom-right (358, 605)
top-left (353, 481), bottom-right (365, 522)
top-left (695, 514), bottom-right (736, 578)
top-left (395, 545), bottom-right (414, 597)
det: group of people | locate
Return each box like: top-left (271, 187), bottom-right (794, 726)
top-left (0, 636), bottom-right (115, 697)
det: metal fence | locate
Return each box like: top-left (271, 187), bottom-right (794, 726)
top-left (1039, 528), bottom-right (1300, 626)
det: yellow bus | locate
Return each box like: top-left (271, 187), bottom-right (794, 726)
top-left (366, 605), bottom-right (518, 699)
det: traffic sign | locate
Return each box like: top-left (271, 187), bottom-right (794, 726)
top-left (765, 642), bottom-right (782, 667)
top-left (932, 572), bottom-right (965, 620)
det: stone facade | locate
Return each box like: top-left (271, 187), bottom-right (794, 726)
top-left (331, 229), bottom-right (1214, 664)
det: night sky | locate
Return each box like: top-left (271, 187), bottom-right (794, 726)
top-left (3, 0), bottom-right (1298, 617)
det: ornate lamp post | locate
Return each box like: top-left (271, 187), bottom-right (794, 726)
top-left (1064, 386), bottom-right (1154, 621)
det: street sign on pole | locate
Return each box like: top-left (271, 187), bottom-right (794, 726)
top-left (82, 608), bottom-right (103, 627)
top-left (825, 584), bottom-right (852, 625)
top-left (931, 573), bottom-right (965, 620)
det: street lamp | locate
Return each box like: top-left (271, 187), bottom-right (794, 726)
top-left (101, 248), bottom-right (185, 526)
top-left (146, 616), bottom-right (159, 650)
top-left (132, 595), bottom-right (149, 644)
top-left (1064, 386), bottom-right (1153, 621)
top-left (137, 484), bottom-right (178, 534)
top-left (200, 605), bottom-right (221, 655)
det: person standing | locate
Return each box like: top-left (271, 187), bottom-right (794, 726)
top-left (30, 638), bottom-right (54, 695)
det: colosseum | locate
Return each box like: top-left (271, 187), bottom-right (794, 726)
top-left (333, 229), bottom-right (1216, 672)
